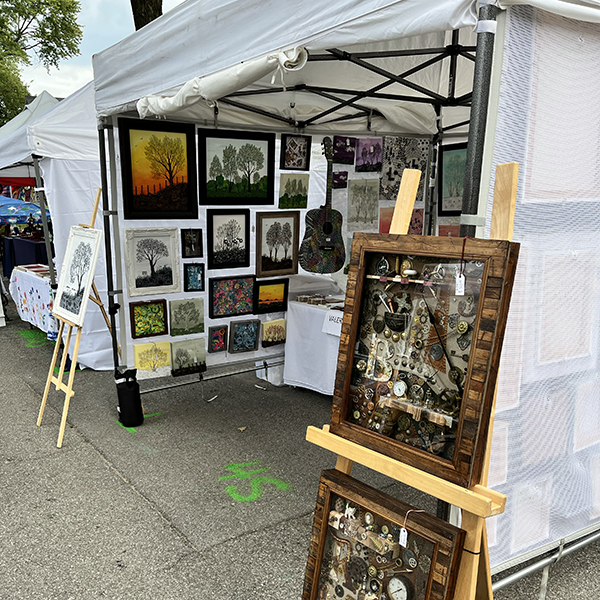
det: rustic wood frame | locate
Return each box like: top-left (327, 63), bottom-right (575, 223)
top-left (302, 469), bottom-right (465, 600)
top-left (256, 210), bottom-right (300, 277)
top-left (329, 233), bottom-right (520, 487)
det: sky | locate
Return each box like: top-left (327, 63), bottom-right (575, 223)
top-left (21, 0), bottom-right (185, 99)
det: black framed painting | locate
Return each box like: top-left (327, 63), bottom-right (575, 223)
top-left (256, 211), bottom-right (299, 278)
top-left (438, 142), bottom-right (468, 217)
top-left (198, 129), bottom-right (276, 205)
top-left (118, 118), bottom-right (198, 220)
top-left (181, 228), bottom-right (203, 258)
top-left (208, 324), bottom-right (228, 353)
top-left (254, 278), bottom-right (289, 314)
top-left (207, 208), bottom-right (250, 270)
top-left (208, 275), bottom-right (255, 318)
top-left (183, 263), bottom-right (205, 292)
top-left (229, 319), bottom-right (261, 353)
top-left (280, 134), bottom-right (312, 171)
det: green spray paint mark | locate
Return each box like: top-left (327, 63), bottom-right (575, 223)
top-left (19, 329), bottom-right (54, 348)
top-left (117, 412), bottom-right (161, 433)
top-left (219, 461), bottom-right (290, 502)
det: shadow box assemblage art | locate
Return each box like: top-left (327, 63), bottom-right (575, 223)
top-left (303, 469), bottom-right (465, 600)
top-left (329, 233), bottom-right (520, 487)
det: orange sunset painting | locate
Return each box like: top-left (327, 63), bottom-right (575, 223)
top-left (120, 119), bottom-right (197, 219)
top-left (255, 279), bottom-right (289, 314)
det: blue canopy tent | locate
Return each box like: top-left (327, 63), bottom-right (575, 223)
top-left (0, 195), bottom-right (51, 225)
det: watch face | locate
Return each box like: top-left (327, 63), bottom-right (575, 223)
top-left (393, 380), bottom-right (407, 397)
top-left (387, 575), bottom-right (414, 600)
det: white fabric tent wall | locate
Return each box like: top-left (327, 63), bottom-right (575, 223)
top-left (0, 83), bottom-right (114, 371)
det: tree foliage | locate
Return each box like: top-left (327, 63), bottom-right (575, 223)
top-left (130, 0), bottom-right (162, 30)
top-left (138, 343), bottom-right (167, 372)
top-left (70, 241), bottom-right (92, 294)
top-left (144, 134), bottom-right (186, 186)
top-left (175, 347), bottom-right (190, 369)
top-left (173, 301), bottom-right (200, 332)
top-left (136, 238), bottom-right (168, 276)
top-left (0, 59), bottom-right (28, 125)
top-left (237, 143), bottom-right (264, 192)
top-left (216, 219), bottom-right (242, 251)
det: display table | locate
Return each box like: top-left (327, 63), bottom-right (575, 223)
top-left (2, 236), bottom-right (53, 277)
top-left (9, 265), bottom-right (59, 340)
top-left (283, 300), bottom-right (343, 395)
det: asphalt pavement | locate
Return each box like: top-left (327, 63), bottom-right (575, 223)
top-left (1, 291), bottom-right (599, 599)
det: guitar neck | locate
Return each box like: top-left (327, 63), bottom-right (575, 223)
top-left (325, 157), bottom-right (333, 215)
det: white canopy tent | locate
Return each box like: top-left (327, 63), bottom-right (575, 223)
top-left (0, 83), bottom-right (114, 371)
top-left (91, 0), bottom-right (600, 586)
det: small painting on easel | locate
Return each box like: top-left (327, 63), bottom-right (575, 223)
top-left (53, 226), bottom-right (103, 327)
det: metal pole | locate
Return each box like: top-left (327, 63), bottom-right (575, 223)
top-left (97, 120), bottom-right (120, 369)
top-left (460, 3), bottom-right (498, 237)
top-left (31, 156), bottom-right (56, 286)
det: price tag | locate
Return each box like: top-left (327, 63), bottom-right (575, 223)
top-left (399, 527), bottom-right (408, 548)
top-left (455, 273), bottom-right (465, 296)
top-left (322, 310), bottom-right (343, 337)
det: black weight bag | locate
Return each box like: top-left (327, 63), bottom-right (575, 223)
top-left (115, 368), bottom-right (144, 427)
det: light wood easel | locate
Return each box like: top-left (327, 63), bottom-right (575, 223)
top-left (37, 188), bottom-right (121, 448)
top-left (306, 164), bottom-right (518, 600)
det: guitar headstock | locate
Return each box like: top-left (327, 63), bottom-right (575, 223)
top-left (321, 137), bottom-right (333, 162)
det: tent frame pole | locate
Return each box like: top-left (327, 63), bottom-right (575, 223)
top-left (460, 2), bottom-right (498, 236)
top-left (31, 155), bottom-right (56, 286)
top-left (98, 120), bottom-right (120, 369)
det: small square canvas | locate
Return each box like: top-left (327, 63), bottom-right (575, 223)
top-left (278, 173), bottom-right (309, 209)
top-left (355, 137), bottom-right (383, 172)
top-left (183, 263), bottom-right (205, 292)
top-left (332, 136), bottom-right (356, 164)
top-left (171, 338), bottom-right (207, 377)
top-left (129, 299), bottom-right (168, 339)
top-left (208, 325), bottom-right (228, 353)
top-left (181, 228), bottom-right (203, 258)
top-left (254, 278), bottom-right (289, 314)
top-left (280, 134), bottom-right (312, 171)
top-left (169, 298), bottom-right (204, 336)
top-left (133, 341), bottom-right (171, 380)
top-left (229, 319), bottom-right (260, 353)
top-left (262, 318), bottom-right (286, 347)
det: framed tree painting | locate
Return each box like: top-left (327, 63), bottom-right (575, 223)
top-left (209, 275), bottom-right (255, 318)
top-left (118, 118), bottom-right (197, 220)
top-left (198, 129), bottom-right (275, 205)
top-left (256, 211), bottom-right (299, 277)
top-left (169, 298), bottom-right (204, 336)
top-left (355, 137), bottom-right (383, 172)
top-left (262, 318), bottom-right (286, 347)
top-left (302, 469), bottom-right (465, 600)
top-left (181, 228), bottom-right (203, 258)
top-left (208, 324), bottom-right (228, 353)
top-left (129, 299), bottom-right (168, 339)
top-left (133, 341), bottom-right (171, 380)
top-left (124, 228), bottom-right (180, 297)
top-left (278, 173), bottom-right (309, 209)
top-left (53, 226), bottom-right (103, 327)
top-left (206, 208), bottom-right (250, 270)
top-left (438, 142), bottom-right (467, 217)
top-left (183, 263), bottom-right (205, 292)
top-left (229, 319), bottom-right (261, 353)
top-left (254, 278), bottom-right (289, 314)
top-left (280, 134), bottom-right (312, 171)
top-left (171, 338), bottom-right (207, 377)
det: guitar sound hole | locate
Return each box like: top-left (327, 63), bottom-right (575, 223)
top-left (323, 221), bottom-right (333, 235)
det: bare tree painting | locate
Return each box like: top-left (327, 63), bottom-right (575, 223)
top-left (355, 138), bottom-right (383, 172)
top-left (348, 179), bottom-right (379, 232)
top-left (134, 341), bottom-right (171, 380)
top-left (135, 237), bottom-right (172, 287)
top-left (59, 240), bottom-right (92, 313)
top-left (257, 211), bottom-right (299, 277)
top-left (169, 298), bottom-right (204, 336)
top-left (170, 339), bottom-right (206, 377)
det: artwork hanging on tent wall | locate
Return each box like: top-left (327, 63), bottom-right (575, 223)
top-left (52, 226), bottom-right (103, 327)
top-left (124, 228), bottom-right (180, 297)
top-left (280, 134), bottom-right (312, 171)
top-left (302, 469), bottom-right (465, 600)
top-left (256, 211), bottom-right (299, 278)
top-left (262, 318), bottom-right (286, 347)
top-left (207, 324), bottom-right (228, 353)
top-left (438, 143), bottom-right (468, 216)
top-left (118, 118), bottom-right (198, 220)
top-left (198, 129), bottom-right (275, 205)
top-left (171, 338), bottom-right (206, 377)
top-left (348, 179), bottom-right (379, 232)
top-left (254, 278), bottom-right (289, 314)
top-left (206, 208), bottom-right (250, 270)
top-left (133, 340), bottom-right (171, 380)
top-left (229, 319), bottom-right (261, 353)
top-left (278, 173), bottom-right (309, 209)
top-left (355, 137), bottom-right (383, 172)
top-left (169, 297), bottom-right (204, 336)
top-left (129, 298), bottom-right (168, 339)
top-left (380, 136), bottom-right (431, 205)
top-left (183, 263), bottom-right (205, 292)
top-left (181, 228), bottom-right (203, 258)
top-left (209, 275), bottom-right (255, 318)
top-left (332, 135), bottom-right (356, 164)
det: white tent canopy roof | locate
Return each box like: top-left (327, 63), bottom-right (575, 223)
top-left (0, 91), bottom-right (58, 141)
top-left (0, 82), bottom-right (98, 172)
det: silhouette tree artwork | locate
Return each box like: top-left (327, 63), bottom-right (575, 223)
top-left (70, 241), bottom-right (92, 296)
top-left (237, 143), bottom-right (265, 192)
top-left (173, 301), bottom-right (200, 333)
top-left (265, 222), bottom-right (282, 261)
top-left (135, 237), bottom-right (172, 287)
top-left (138, 343), bottom-right (168, 372)
top-left (175, 347), bottom-right (190, 370)
top-left (209, 155), bottom-right (223, 180)
top-left (222, 144), bottom-right (238, 192)
top-left (144, 134), bottom-right (185, 186)
top-left (213, 218), bottom-right (245, 266)
top-left (281, 222), bottom-right (292, 260)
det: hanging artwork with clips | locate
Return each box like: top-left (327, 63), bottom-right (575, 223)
top-left (329, 233), bottom-right (520, 487)
top-left (302, 469), bottom-right (465, 600)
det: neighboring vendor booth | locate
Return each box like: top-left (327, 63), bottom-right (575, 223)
top-left (90, 0), bottom-right (600, 591)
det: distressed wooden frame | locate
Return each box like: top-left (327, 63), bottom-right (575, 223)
top-left (329, 233), bottom-right (519, 487)
top-left (302, 469), bottom-right (465, 600)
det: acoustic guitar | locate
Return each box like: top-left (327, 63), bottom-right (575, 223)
top-left (299, 137), bottom-right (346, 273)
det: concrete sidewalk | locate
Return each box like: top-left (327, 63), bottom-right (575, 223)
top-left (0, 294), bottom-right (598, 599)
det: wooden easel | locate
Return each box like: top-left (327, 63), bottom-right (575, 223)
top-left (306, 164), bottom-right (518, 600)
top-left (37, 188), bottom-right (120, 448)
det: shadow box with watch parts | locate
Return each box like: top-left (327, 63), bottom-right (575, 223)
top-left (330, 233), bottom-right (520, 487)
top-left (302, 469), bottom-right (465, 600)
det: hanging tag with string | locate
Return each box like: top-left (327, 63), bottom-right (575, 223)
top-left (399, 509), bottom-right (426, 547)
top-left (455, 237), bottom-right (469, 296)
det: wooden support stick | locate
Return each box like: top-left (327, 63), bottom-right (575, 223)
top-left (390, 169), bottom-right (421, 236)
top-left (57, 326), bottom-right (82, 448)
top-left (55, 324), bottom-right (73, 391)
top-left (90, 281), bottom-right (122, 359)
top-left (37, 319), bottom-right (65, 426)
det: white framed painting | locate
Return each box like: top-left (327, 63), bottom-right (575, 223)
top-left (53, 226), bottom-right (103, 327)
top-left (125, 228), bottom-right (180, 297)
